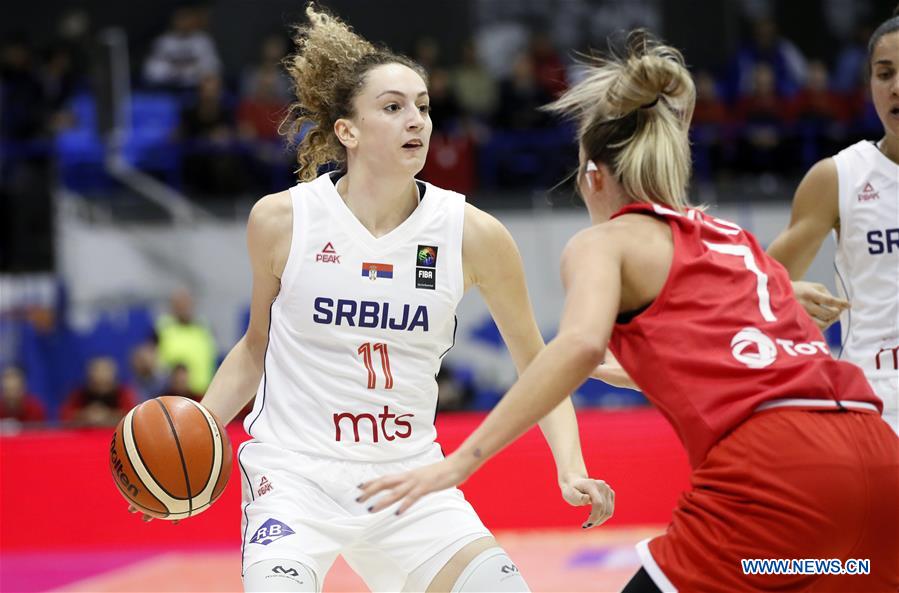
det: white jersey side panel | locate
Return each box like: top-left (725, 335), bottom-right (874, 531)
top-left (244, 173), bottom-right (465, 461)
top-left (832, 140), bottom-right (899, 382)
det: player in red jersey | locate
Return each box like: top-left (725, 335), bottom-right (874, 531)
top-left (359, 32), bottom-right (899, 592)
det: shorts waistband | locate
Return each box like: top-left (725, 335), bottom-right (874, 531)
top-left (754, 398), bottom-right (880, 414)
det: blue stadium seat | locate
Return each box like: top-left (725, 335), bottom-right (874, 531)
top-left (123, 92), bottom-right (183, 185)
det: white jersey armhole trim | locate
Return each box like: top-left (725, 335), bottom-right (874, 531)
top-left (278, 183), bottom-right (310, 295)
top-left (831, 153), bottom-right (851, 250)
top-left (451, 190), bottom-right (466, 303)
top-left (636, 538), bottom-right (677, 592)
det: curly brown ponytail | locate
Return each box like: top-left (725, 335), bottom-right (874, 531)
top-left (280, 4), bottom-right (427, 181)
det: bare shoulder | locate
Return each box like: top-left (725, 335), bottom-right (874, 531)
top-left (463, 203), bottom-right (507, 242)
top-left (249, 190), bottom-right (292, 232)
top-left (462, 203), bottom-right (516, 259)
top-left (248, 190), bottom-right (293, 278)
top-left (796, 158), bottom-right (838, 202)
top-left (462, 203), bottom-right (520, 289)
top-left (563, 214), bottom-right (666, 257)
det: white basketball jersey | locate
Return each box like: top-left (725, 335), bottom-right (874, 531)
top-left (244, 173), bottom-right (465, 461)
top-left (832, 140), bottom-right (899, 382)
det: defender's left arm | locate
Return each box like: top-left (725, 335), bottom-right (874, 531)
top-left (462, 205), bottom-right (594, 505)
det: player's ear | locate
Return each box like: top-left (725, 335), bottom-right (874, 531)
top-left (334, 118), bottom-right (358, 149)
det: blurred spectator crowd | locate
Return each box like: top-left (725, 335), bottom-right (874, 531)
top-left (1, 8), bottom-right (885, 201)
top-left (0, 286), bottom-right (225, 431)
top-left (0, 6), bottom-right (878, 430)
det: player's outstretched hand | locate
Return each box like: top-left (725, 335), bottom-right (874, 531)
top-left (791, 281), bottom-right (849, 330)
top-left (560, 474), bottom-right (615, 529)
top-left (127, 505), bottom-right (179, 525)
top-left (357, 456), bottom-right (471, 516)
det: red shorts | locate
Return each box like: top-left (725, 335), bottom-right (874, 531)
top-left (640, 408), bottom-right (899, 592)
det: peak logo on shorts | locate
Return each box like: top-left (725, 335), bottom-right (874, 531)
top-left (257, 476), bottom-right (273, 497)
top-left (250, 518), bottom-right (295, 545)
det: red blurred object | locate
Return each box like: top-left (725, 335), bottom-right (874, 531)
top-left (1, 408), bottom-right (689, 551)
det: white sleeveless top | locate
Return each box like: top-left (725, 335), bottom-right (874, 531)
top-left (244, 173), bottom-right (466, 461)
top-left (832, 140), bottom-right (899, 379)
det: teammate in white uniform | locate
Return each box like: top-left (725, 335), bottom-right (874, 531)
top-left (125, 6), bottom-right (613, 592)
top-left (768, 12), bottom-right (899, 435)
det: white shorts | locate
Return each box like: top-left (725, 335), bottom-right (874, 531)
top-left (238, 440), bottom-right (493, 592)
top-left (869, 375), bottom-right (899, 435)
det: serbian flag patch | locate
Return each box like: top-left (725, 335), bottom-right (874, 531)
top-left (362, 262), bottom-right (394, 280)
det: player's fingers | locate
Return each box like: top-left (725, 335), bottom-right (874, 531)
top-left (368, 481), bottom-right (415, 513)
top-left (141, 514), bottom-right (153, 522)
top-left (128, 505), bottom-right (138, 514)
top-left (356, 476), bottom-right (402, 503)
top-left (813, 293), bottom-right (849, 310)
top-left (579, 482), bottom-right (613, 528)
top-left (804, 302), bottom-right (840, 323)
top-left (593, 486), bottom-right (615, 528)
top-left (395, 487), bottom-right (427, 516)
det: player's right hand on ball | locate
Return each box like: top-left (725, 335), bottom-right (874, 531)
top-left (128, 505), bottom-right (179, 525)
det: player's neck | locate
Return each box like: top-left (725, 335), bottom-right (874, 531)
top-left (879, 133), bottom-right (899, 165)
top-left (337, 167), bottom-right (419, 238)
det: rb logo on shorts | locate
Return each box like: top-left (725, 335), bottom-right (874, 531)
top-left (250, 518), bottom-right (295, 545)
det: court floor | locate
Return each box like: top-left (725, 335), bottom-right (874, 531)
top-left (3, 526), bottom-right (662, 592)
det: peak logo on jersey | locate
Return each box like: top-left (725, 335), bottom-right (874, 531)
top-left (417, 245), bottom-right (438, 267)
top-left (313, 297), bottom-right (429, 331)
top-left (416, 245), bottom-right (438, 289)
top-left (858, 182), bottom-right (880, 202)
top-left (250, 518), bottom-right (295, 545)
top-left (316, 242), bottom-right (340, 264)
top-left (362, 262), bottom-right (393, 280)
top-left (257, 476), bottom-right (273, 497)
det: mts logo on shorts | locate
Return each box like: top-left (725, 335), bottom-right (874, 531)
top-left (250, 518), bottom-right (295, 545)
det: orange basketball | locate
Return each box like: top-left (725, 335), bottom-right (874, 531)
top-left (109, 396), bottom-right (232, 520)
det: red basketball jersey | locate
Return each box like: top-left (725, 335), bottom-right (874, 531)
top-left (607, 203), bottom-right (880, 468)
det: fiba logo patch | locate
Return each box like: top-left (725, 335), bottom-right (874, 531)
top-left (250, 518), bottom-right (295, 545)
top-left (730, 327), bottom-right (777, 369)
top-left (417, 245), bottom-right (437, 267)
top-left (415, 245), bottom-right (437, 289)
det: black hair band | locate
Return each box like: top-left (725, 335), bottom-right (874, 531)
top-left (641, 96), bottom-right (660, 109)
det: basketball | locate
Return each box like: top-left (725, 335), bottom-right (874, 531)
top-left (109, 396), bottom-right (232, 520)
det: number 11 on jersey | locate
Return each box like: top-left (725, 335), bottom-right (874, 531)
top-left (358, 342), bottom-right (394, 389)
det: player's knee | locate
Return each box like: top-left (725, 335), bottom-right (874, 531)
top-left (243, 558), bottom-right (318, 592)
top-left (450, 548), bottom-right (529, 592)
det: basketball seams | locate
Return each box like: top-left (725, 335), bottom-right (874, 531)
top-left (155, 398), bottom-right (194, 517)
top-left (122, 407), bottom-right (192, 514)
top-left (128, 405), bottom-right (191, 502)
top-left (113, 396), bottom-right (231, 520)
top-left (180, 398), bottom-right (224, 509)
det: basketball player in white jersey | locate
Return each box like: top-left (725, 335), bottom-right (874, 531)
top-left (767, 12), bottom-right (899, 435)
top-left (125, 5), bottom-right (613, 592)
